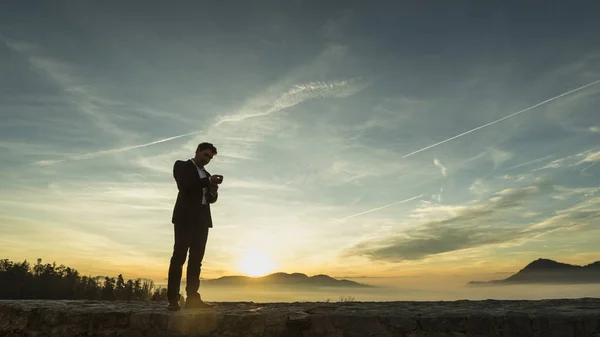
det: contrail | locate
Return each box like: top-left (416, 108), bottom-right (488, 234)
top-left (333, 194), bottom-right (423, 222)
top-left (401, 79), bottom-right (600, 158)
top-left (34, 130), bottom-right (203, 165)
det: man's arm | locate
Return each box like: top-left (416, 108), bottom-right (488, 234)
top-left (173, 160), bottom-right (210, 192)
top-left (206, 184), bottom-right (218, 203)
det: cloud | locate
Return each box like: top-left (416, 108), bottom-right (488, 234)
top-left (578, 151), bottom-right (600, 164)
top-left (214, 78), bottom-right (368, 126)
top-left (0, 178), bottom-right (177, 259)
top-left (173, 54), bottom-right (374, 171)
top-left (0, 35), bottom-right (36, 54)
top-left (491, 182), bottom-right (552, 204)
top-left (523, 211), bottom-right (600, 233)
top-left (3, 35), bottom-right (198, 168)
top-left (469, 179), bottom-right (490, 198)
top-left (224, 178), bottom-right (296, 191)
top-left (431, 185), bottom-right (444, 204)
top-left (0, 141), bottom-right (68, 157)
top-left (533, 148), bottom-right (600, 171)
top-left (29, 44), bottom-right (370, 168)
top-left (2, 36), bottom-right (141, 146)
top-left (433, 158), bottom-right (447, 177)
top-left (556, 196), bottom-right (600, 214)
top-left (488, 148), bottom-right (513, 169)
top-left (553, 185), bottom-right (600, 200)
top-left (505, 155), bottom-right (554, 171)
top-left (345, 182), bottom-right (574, 262)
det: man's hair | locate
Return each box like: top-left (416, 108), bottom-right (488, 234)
top-left (197, 142), bottom-right (217, 154)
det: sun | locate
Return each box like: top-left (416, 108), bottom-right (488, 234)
top-left (237, 249), bottom-right (276, 277)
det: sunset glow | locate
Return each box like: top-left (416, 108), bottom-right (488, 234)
top-left (237, 249), bottom-right (276, 277)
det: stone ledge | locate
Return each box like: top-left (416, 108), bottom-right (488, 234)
top-left (0, 298), bottom-right (599, 337)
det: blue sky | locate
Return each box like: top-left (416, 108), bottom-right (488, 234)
top-left (1, 1), bottom-right (599, 281)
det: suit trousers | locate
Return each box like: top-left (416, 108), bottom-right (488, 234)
top-left (167, 211), bottom-right (210, 302)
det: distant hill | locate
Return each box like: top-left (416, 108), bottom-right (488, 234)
top-left (200, 272), bottom-right (373, 288)
top-left (468, 258), bottom-right (600, 286)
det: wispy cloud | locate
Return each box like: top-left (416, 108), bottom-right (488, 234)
top-left (215, 79), bottom-right (368, 126)
top-left (533, 148), bottom-right (600, 171)
top-left (524, 211), bottom-right (600, 233)
top-left (14, 53), bottom-right (132, 141)
top-left (0, 33), bottom-right (36, 52)
top-left (345, 182), bottom-right (570, 262)
top-left (2, 35), bottom-right (199, 168)
top-left (176, 45), bottom-right (373, 168)
top-left (505, 155), bottom-right (554, 171)
top-left (469, 179), bottom-right (490, 198)
top-left (0, 37), bottom-right (155, 175)
top-left (29, 45), bottom-right (370, 168)
top-left (578, 151), bottom-right (600, 164)
top-left (553, 185), bottom-right (600, 200)
top-left (433, 158), bottom-right (447, 177)
top-left (488, 148), bottom-right (513, 169)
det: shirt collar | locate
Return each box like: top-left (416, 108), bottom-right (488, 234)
top-left (190, 158), bottom-right (204, 170)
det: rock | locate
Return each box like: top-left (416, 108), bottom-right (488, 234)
top-left (420, 314), bottom-right (467, 333)
top-left (0, 298), bottom-right (598, 336)
top-left (0, 307), bottom-right (11, 332)
top-left (381, 314), bottom-right (418, 333)
top-left (167, 311), bottom-right (217, 335)
top-left (218, 312), bottom-right (264, 336)
top-left (286, 311), bottom-right (310, 331)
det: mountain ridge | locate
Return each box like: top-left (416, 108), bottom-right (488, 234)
top-left (200, 272), bottom-right (373, 288)
top-left (468, 258), bottom-right (600, 286)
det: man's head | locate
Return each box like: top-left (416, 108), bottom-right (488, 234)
top-left (194, 142), bottom-right (217, 166)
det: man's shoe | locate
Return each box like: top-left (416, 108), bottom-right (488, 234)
top-left (167, 301), bottom-right (181, 311)
top-left (184, 294), bottom-right (214, 309)
top-left (185, 299), bottom-right (214, 309)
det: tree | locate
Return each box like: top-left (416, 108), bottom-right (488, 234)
top-left (85, 277), bottom-right (99, 300)
top-left (0, 258), bottom-right (166, 302)
top-left (0, 259), bottom-right (32, 299)
top-left (101, 277), bottom-right (116, 301)
top-left (125, 279), bottom-right (134, 300)
top-left (151, 287), bottom-right (168, 301)
top-left (133, 279), bottom-right (142, 300)
top-left (115, 274), bottom-right (126, 300)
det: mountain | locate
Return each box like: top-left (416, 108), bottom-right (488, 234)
top-left (468, 258), bottom-right (600, 286)
top-left (200, 272), bottom-right (373, 288)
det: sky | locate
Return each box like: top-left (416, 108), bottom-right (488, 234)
top-left (1, 1), bottom-right (600, 284)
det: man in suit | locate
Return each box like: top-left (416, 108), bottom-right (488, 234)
top-left (167, 142), bottom-right (223, 311)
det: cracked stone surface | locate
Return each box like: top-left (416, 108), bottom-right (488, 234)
top-left (0, 298), bottom-right (599, 336)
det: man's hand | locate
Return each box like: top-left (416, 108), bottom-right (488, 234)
top-left (209, 175), bottom-right (223, 185)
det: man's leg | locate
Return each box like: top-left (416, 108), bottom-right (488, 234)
top-left (167, 222), bottom-right (190, 305)
top-left (186, 224), bottom-right (209, 297)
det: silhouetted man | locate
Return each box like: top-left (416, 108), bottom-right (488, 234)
top-left (167, 142), bottom-right (223, 311)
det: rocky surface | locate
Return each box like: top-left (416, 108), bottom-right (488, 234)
top-left (1, 298), bottom-right (599, 336)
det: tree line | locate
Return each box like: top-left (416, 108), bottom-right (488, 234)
top-left (0, 258), bottom-right (168, 301)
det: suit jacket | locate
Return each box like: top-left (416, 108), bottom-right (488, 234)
top-left (171, 159), bottom-right (218, 227)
